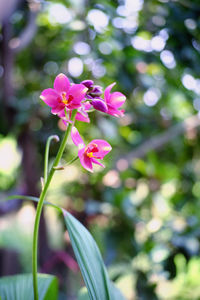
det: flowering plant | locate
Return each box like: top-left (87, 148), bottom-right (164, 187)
top-left (1, 74), bottom-right (126, 300)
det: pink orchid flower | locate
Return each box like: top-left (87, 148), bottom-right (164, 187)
top-left (71, 127), bottom-right (112, 172)
top-left (104, 82), bottom-right (126, 117)
top-left (60, 101), bottom-right (91, 126)
top-left (40, 73), bottom-right (88, 116)
top-left (76, 101), bottom-right (91, 123)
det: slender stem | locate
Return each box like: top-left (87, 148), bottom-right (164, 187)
top-left (64, 107), bottom-right (69, 120)
top-left (65, 156), bottom-right (79, 166)
top-left (44, 135), bottom-right (59, 183)
top-left (32, 111), bottom-right (76, 300)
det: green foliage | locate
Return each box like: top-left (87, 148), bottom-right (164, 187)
top-left (1, 0), bottom-right (200, 298)
top-left (3, 196), bottom-right (125, 299)
top-left (63, 210), bottom-right (112, 300)
top-left (63, 209), bottom-right (126, 300)
top-left (0, 273), bottom-right (58, 300)
top-left (158, 255), bottom-right (200, 300)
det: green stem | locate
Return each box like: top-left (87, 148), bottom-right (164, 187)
top-left (44, 135), bottom-right (59, 184)
top-left (32, 111), bottom-right (76, 300)
top-left (65, 156), bottom-right (79, 166)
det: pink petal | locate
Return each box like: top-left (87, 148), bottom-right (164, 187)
top-left (67, 84), bottom-right (88, 103)
top-left (117, 109), bottom-right (125, 117)
top-left (54, 73), bottom-right (70, 94)
top-left (76, 112), bottom-right (90, 123)
top-left (82, 101), bottom-right (92, 111)
top-left (107, 106), bottom-right (124, 117)
top-left (67, 102), bottom-right (83, 109)
top-left (71, 126), bottom-right (85, 148)
top-left (51, 103), bottom-right (65, 114)
top-left (62, 119), bottom-right (69, 127)
top-left (40, 88), bottom-right (61, 108)
top-left (88, 139), bottom-right (112, 159)
top-left (78, 149), bottom-right (93, 172)
top-left (104, 82), bottom-right (116, 101)
top-left (109, 92), bottom-right (126, 108)
top-left (91, 158), bottom-right (105, 168)
top-left (61, 113), bottom-right (73, 127)
top-left (57, 108), bottom-right (66, 118)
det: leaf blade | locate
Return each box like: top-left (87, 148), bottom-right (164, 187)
top-left (62, 210), bottom-right (112, 300)
top-left (0, 273), bottom-right (58, 300)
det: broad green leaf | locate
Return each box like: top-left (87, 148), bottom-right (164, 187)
top-left (0, 273), bottom-right (58, 300)
top-left (62, 210), bottom-right (127, 300)
top-left (3, 195), bottom-right (126, 299)
top-left (63, 209), bottom-right (111, 300)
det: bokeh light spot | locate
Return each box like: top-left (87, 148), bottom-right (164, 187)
top-left (68, 57), bottom-right (83, 77)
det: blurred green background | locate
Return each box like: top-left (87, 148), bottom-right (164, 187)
top-left (1, 0), bottom-right (200, 299)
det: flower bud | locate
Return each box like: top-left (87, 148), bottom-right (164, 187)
top-left (81, 80), bottom-right (94, 89)
top-left (90, 85), bottom-right (103, 97)
top-left (81, 80), bottom-right (103, 99)
top-left (91, 99), bottom-right (108, 113)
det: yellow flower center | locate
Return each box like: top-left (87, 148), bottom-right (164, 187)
top-left (62, 92), bottom-right (68, 104)
top-left (85, 143), bottom-right (98, 158)
top-left (87, 152), bottom-right (94, 158)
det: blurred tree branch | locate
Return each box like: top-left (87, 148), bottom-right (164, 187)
top-left (116, 114), bottom-right (200, 169)
top-left (10, 1), bottom-right (41, 53)
top-left (1, 0), bottom-right (41, 129)
top-left (0, 0), bottom-right (51, 274)
top-left (0, 0), bottom-right (21, 23)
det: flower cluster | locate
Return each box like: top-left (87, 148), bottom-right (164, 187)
top-left (40, 73), bottom-right (126, 172)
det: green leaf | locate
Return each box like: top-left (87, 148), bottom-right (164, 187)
top-left (3, 195), bottom-right (126, 299)
top-left (0, 273), bottom-right (58, 300)
top-left (63, 209), bottom-right (111, 300)
top-left (1, 195), bottom-right (39, 203)
top-left (63, 210), bottom-right (127, 300)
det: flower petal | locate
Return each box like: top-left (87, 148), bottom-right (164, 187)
top-left (54, 73), bottom-right (70, 94)
top-left (62, 119), bottom-right (71, 127)
top-left (91, 158), bottom-right (105, 168)
top-left (104, 82), bottom-right (116, 101)
top-left (51, 103), bottom-right (65, 114)
top-left (68, 84), bottom-right (88, 103)
top-left (107, 106), bottom-right (125, 117)
top-left (57, 108), bottom-right (66, 118)
top-left (88, 139), bottom-right (112, 159)
top-left (40, 88), bottom-right (61, 108)
top-left (78, 149), bottom-right (93, 172)
top-left (81, 101), bottom-right (92, 111)
top-left (71, 126), bottom-right (85, 148)
top-left (109, 92), bottom-right (126, 108)
top-left (76, 112), bottom-right (90, 123)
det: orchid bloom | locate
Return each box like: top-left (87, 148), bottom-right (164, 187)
top-left (71, 127), bottom-right (112, 172)
top-left (104, 83), bottom-right (126, 117)
top-left (40, 73), bottom-right (88, 116)
top-left (76, 101), bottom-right (91, 122)
top-left (61, 101), bottom-right (91, 126)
